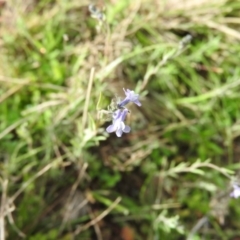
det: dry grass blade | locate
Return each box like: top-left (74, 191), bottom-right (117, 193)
top-left (0, 76), bottom-right (30, 85)
top-left (195, 19), bottom-right (240, 40)
top-left (82, 67), bottom-right (95, 132)
top-left (9, 158), bottom-right (61, 203)
top-left (0, 179), bottom-right (25, 238)
top-left (22, 100), bottom-right (65, 115)
top-left (0, 85), bottom-right (24, 103)
top-left (0, 179), bottom-right (7, 240)
top-left (0, 118), bottom-right (27, 140)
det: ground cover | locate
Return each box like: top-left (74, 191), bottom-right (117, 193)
top-left (1, 0), bottom-right (240, 239)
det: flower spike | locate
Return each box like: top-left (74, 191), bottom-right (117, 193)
top-left (105, 88), bottom-right (141, 137)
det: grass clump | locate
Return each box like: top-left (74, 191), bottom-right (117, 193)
top-left (1, 0), bottom-right (240, 239)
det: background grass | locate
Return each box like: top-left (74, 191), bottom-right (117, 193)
top-left (1, 0), bottom-right (240, 239)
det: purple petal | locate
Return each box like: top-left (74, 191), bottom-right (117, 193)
top-left (133, 99), bottom-right (141, 106)
top-left (116, 129), bottom-right (123, 137)
top-left (123, 125), bottom-right (131, 133)
top-left (106, 125), bottom-right (116, 133)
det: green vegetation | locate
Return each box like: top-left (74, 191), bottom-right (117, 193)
top-left (1, 0), bottom-right (240, 239)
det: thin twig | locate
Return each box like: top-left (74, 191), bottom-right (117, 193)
top-left (6, 210), bottom-right (25, 238)
top-left (89, 209), bottom-right (103, 240)
top-left (74, 197), bottom-right (121, 236)
top-left (60, 163), bottom-right (88, 231)
top-left (187, 216), bottom-right (209, 240)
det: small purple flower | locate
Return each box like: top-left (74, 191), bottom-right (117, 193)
top-left (230, 184), bottom-right (240, 198)
top-left (117, 88), bottom-right (141, 108)
top-left (106, 109), bottom-right (131, 137)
